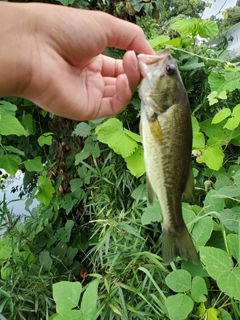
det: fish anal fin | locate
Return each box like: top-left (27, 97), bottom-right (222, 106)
top-left (184, 164), bottom-right (195, 203)
top-left (162, 225), bottom-right (200, 265)
top-left (146, 176), bottom-right (156, 205)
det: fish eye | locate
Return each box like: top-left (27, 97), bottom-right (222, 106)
top-left (166, 65), bottom-right (175, 75)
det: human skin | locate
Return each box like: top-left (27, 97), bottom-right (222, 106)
top-left (0, 2), bottom-right (153, 120)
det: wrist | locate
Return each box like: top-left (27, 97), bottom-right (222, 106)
top-left (0, 2), bottom-right (35, 98)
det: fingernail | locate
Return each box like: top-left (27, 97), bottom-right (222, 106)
top-left (123, 74), bottom-right (130, 90)
top-left (130, 50), bottom-right (139, 70)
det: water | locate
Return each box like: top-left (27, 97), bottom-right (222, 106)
top-left (0, 170), bottom-right (38, 216)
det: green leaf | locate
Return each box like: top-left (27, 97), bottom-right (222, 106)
top-left (192, 132), bottom-right (205, 149)
top-left (52, 310), bottom-right (83, 320)
top-left (53, 281), bottom-right (82, 314)
top-left (70, 179), bottom-right (83, 192)
top-left (219, 308), bottom-right (233, 320)
top-left (75, 151), bottom-right (90, 165)
top-left (125, 147), bottom-right (145, 177)
top-left (0, 154), bottom-right (21, 175)
top-left (73, 122), bottom-right (91, 137)
top-left (192, 216), bottom-right (213, 246)
top-left (209, 69), bottom-right (240, 94)
top-left (21, 113), bottom-right (36, 136)
top-left (56, 220), bottom-right (75, 242)
top-left (191, 276), bottom-right (207, 302)
top-left (232, 104), bottom-right (240, 118)
top-left (83, 136), bottom-right (101, 159)
top-left (191, 116), bottom-right (200, 133)
top-left (3, 145), bottom-right (24, 156)
top-left (181, 260), bottom-right (209, 278)
top-left (38, 132), bottom-right (53, 147)
top-left (212, 108), bottom-right (231, 124)
top-left (227, 234), bottom-right (239, 260)
top-left (55, 0), bottom-right (75, 5)
top-left (224, 117), bottom-right (239, 130)
top-left (198, 20), bottom-right (218, 38)
top-left (66, 247), bottom-right (78, 266)
top-left (233, 169), bottom-right (240, 187)
top-left (0, 241), bottom-right (12, 263)
top-left (35, 175), bottom-right (55, 205)
top-left (141, 201), bottom-right (162, 225)
top-left (222, 68), bottom-right (240, 91)
top-left (197, 146), bottom-right (224, 170)
top-left (206, 136), bottom-right (221, 147)
top-left (96, 118), bottom-right (138, 158)
top-left (165, 270), bottom-right (191, 293)
top-left (23, 156), bottom-right (44, 172)
top-left (208, 73), bottom-right (224, 93)
top-left (170, 19), bottom-right (196, 35)
top-left (206, 308), bottom-right (220, 319)
top-left (165, 294), bottom-right (193, 320)
top-left (216, 186), bottom-right (240, 199)
top-left (217, 268), bottom-right (240, 300)
top-left (39, 250), bottom-right (52, 271)
top-left (218, 209), bottom-right (240, 233)
top-left (131, 184), bottom-right (146, 201)
top-left (124, 129), bottom-right (141, 142)
top-left (0, 100), bottom-right (17, 117)
top-left (200, 247), bottom-right (233, 280)
top-left (165, 37), bottom-right (182, 48)
top-left (180, 57), bottom-right (204, 71)
top-left (182, 205), bottom-right (197, 232)
top-left (81, 279), bottom-right (99, 319)
top-left (218, 91), bottom-right (227, 99)
top-left (203, 189), bottom-right (225, 214)
top-left (200, 118), bottom-right (231, 141)
top-left (148, 35), bottom-right (170, 48)
top-left (207, 91), bottom-right (218, 106)
top-left (0, 115), bottom-right (24, 136)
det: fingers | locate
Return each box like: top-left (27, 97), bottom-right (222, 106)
top-left (102, 51), bottom-right (141, 92)
top-left (95, 11), bottom-right (154, 55)
top-left (123, 51), bottom-right (140, 92)
top-left (100, 73), bottom-right (132, 117)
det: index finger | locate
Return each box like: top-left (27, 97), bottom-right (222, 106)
top-left (93, 11), bottom-right (154, 55)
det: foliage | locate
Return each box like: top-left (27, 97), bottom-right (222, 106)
top-left (221, 5), bottom-right (240, 31)
top-left (1, 0), bottom-right (240, 319)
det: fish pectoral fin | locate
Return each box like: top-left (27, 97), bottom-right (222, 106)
top-left (148, 118), bottom-right (163, 143)
top-left (184, 164), bottom-right (195, 203)
top-left (162, 225), bottom-right (200, 265)
top-left (146, 176), bottom-right (156, 205)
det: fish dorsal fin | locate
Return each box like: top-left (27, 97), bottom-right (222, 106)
top-left (147, 175), bottom-right (156, 205)
top-left (184, 164), bottom-right (195, 203)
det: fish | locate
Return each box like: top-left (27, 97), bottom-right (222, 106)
top-left (138, 48), bottom-right (199, 264)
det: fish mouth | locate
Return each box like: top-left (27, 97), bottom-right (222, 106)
top-left (138, 48), bottom-right (172, 78)
top-left (138, 48), bottom-right (171, 65)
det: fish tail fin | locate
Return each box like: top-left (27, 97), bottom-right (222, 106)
top-left (162, 225), bottom-right (200, 264)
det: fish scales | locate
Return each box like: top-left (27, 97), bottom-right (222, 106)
top-left (138, 48), bottom-right (199, 264)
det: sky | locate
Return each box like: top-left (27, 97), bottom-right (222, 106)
top-left (203, 0), bottom-right (237, 19)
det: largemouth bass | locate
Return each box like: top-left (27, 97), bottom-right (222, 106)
top-left (138, 48), bottom-right (199, 264)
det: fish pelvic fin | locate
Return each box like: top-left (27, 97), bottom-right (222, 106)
top-left (162, 225), bottom-right (200, 265)
top-left (147, 176), bottom-right (156, 205)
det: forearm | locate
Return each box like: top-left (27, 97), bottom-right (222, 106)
top-left (0, 2), bottom-right (34, 98)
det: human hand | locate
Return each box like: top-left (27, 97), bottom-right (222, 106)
top-left (0, 3), bottom-right (153, 120)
